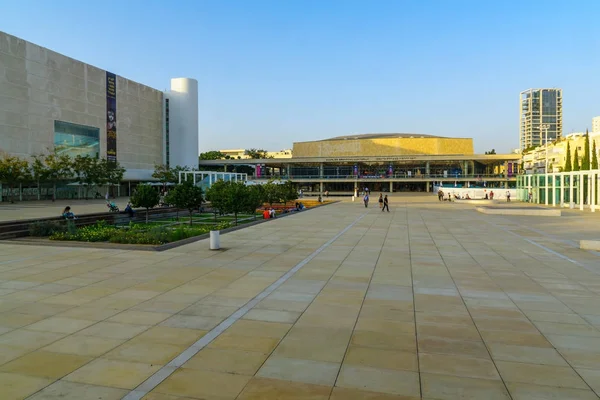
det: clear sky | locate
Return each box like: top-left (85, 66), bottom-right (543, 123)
top-left (2, 0), bottom-right (599, 154)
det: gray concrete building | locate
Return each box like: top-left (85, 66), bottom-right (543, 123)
top-left (0, 31), bottom-right (199, 182)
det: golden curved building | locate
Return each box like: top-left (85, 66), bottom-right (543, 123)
top-left (292, 133), bottom-right (474, 158)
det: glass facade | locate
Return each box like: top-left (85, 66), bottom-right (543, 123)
top-left (54, 120), bottom-right (100, 158)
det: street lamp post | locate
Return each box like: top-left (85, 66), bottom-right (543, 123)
top-left (541, 124), bottom-right (551, 205)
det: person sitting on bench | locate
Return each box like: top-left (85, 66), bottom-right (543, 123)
top-left (62, 206), bottom-right (75, 220)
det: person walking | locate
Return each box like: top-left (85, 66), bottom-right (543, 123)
top-left (506, 191), bottom-right (511, 202)
top-left (378, 193), bottom-right (384, 209)
top-left (363, 193), bottom-right (369, 208)
top-left (438, 189), bottom-right (444, 201)
top-left (382, 195), bottom-right (390, 212)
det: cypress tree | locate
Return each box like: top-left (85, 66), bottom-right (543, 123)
top-left (582, 129), bottom-right (591, 170)
top-left (592, 141), bottom-right (598, 170)
top-left (564, 142), bottom-right (572, 172)
top-left (573, 148), bottom-right (580, 171)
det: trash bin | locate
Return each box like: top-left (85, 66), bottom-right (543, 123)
top-left (210, 230), bottom-right (220, 250)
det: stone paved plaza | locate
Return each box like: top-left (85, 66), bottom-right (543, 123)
top-left (1, 195), bottom-right (600, 399)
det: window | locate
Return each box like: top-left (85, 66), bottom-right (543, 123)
top-left (53, 120), bottom-right (100, 158)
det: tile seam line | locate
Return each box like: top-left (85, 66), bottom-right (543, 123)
top-left (121, 212), bottom-right (369, 400)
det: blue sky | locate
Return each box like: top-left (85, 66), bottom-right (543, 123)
top-left (2, 0), bottom-right (599, 153)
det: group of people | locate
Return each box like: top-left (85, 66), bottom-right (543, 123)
top-left (62, 201), bottom-right (135, 220)
top-left (362, 193), bottom-right (389, 211)
top-left (438, 188), bottom-right (512, 202)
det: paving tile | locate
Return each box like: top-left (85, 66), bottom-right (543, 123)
top-left (533, 321), bottom-right (600, 337)
top-left (224, 319), bottom-right (292, 338)
top-left (42, 335), bottom-right (124, 357)
top-left (479, 329), bottom-right (553, 347)
top-left (417, 337), bottom-right (490, 359)
top-left (273, 326), bottom-right (352, 362)
top-left (178, 304), bottom-right (238, 318)
top-left (104, 341), bottom-right (186, 364)
top-left (576, 368), bottom-right (600, 394)
top-left (546, 334), bottom-right (600, 351)
top-left (421, 373), bottom-right (511, 400)
top-left (75, 321), bottom-right (151, 339)
top-left (27, 380), bottom-right (128, 400)
top-left (237, 377), bottom-right (331, 400)
top-left (344, 346), bottom-right (417, 371)
top-left (351, 330), bottom-right (416, 352)
top-left (243, 308), bottom-right (302, 323)
top-left (330, 387), bottom-right (420, 399)
top-left (0, 344), bottom-right (28, 366)
top-left (107, 310), bottom-right (172, 325)
top-left (0, 329), bottom-right (65, 350)
top-left (336, 365), bottom-right (420, 397)
top-left (355, 318), bottom-right (415, 334)
top-left (257, 356), bottom-right (340, 386)
top-left (57, 306), bottom-right (122, 320)
top-left (0, 312), bottom-right (46, 329)
top-left (524, 311), bottom-right (590, 324)
top-left (159, 314), bottom-right (223, 330)
top-left (64, 358), bottom-right (161, 390)
top-left (0, 372), bottom-right (53, 399)
top-left (495, 361), bottom-right (588, 389)
top-left (0, 350), bottom-right (91, 379)
top-left (417, 323), bottom-right (481, 341)
top-left (184, 348), bottom-right (268, 375)
top-left (25, 317), bottom-right (96, 334)
top-left (209, 333), bottom-right (281, 353)
top-left (131, 326), bottom-right (206, 346)
top-left (487, 343), bottom-right (568, 366)
top-left (506, 382), bottom-right (599, 400)
top-left (154, 367), bottom-right (251, 398)
top-left (419, 352), bottom-right (499, 380)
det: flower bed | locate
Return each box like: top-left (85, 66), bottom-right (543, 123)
top-left (49, 220), bottom-right (232, 245)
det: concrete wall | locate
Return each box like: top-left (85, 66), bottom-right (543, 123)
top-left (292, 137), bottom-right (474, 158)
top-left (0, 31), bottom-right (163, 173)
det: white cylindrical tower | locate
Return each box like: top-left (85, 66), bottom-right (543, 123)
top-left (169, 78), bottom-right (199, 169)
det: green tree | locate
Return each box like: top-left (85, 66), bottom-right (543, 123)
top-left (152, 164), bottom-right (190, 189)
top-left (0, 155), bottom-right (31, 203)
top-left (592, 141), bottom-right (598, 170)
top-left (205, 180), bottom-right (228, 221)
top-left (582, 130), bottom-right (591, 170)
top-left (262, 180), bottom-right (283, 207)
top-left (99, 159), bottom-right (125, 197)
top-left (206, 180), bottom-right (252, 225)
top-left (130, 184), bottom-right (160, 223)
top-left (245, 185), bottom-right (265, 220)
top-left (167, 180), bottom-right (204, 225)
top-left (44, 152), bottom-right (74, 201)
top-left (245, 149), bottom-right (273, 159)
top-left (484, 149), bottom-right (496, 155)
top-left (199, 151), bottom-right (226, 160)
top-left (573, 148), bottom-right (580, 171)
top-left (564, 142), bottom-right (572, 172)
top-left (31, 155), bottom-right (49, 200)
top-left (279, 180), bottom-right (298, 205)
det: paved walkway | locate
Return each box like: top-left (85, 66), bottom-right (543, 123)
top-left (1, 195), bottom-right (600, 399)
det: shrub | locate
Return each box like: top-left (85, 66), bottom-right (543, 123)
top-left (29, 221), bottom-right (67, 237)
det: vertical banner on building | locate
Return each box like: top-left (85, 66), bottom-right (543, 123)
top-left (106, 72), bottom-right (117, 162)
top-left (388, 164), bottom-right (393, 176)
top-left (353, 164), bottom-right (358, 176)
top-left (256, 164), bottom-right (261, 178)
top-left (507, 162), bottom-right (513, 177)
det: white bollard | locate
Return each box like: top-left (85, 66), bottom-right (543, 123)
top-left (352, 195), bottom-right (355, 202)
top-left (209, 230), bottom-right (220, 250)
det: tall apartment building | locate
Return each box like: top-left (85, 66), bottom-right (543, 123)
top-left (519, 88), bottom-right (563, 150)
top-left (593, 116), bottom-right (600, 133)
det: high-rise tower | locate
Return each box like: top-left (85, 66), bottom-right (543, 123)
top-left (519, 88), bottom-right (562, 150)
